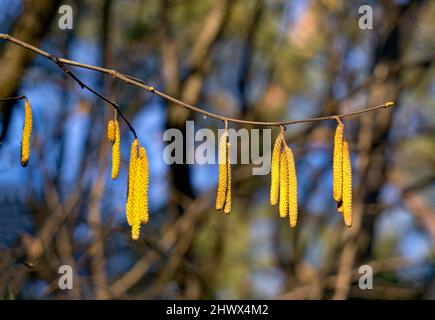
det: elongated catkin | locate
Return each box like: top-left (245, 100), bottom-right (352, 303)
top-left (270, 133), bottom-right (282, 206)
top-left (111, 120), bottom-right (120, 180)
top-left (223, 141), bottom-right (231, 214)
top-left (135, 146), bottom-right (149, 224)
top-left (20, 99), bottom-right (32, 167)
top-left (286, 145), bottom-right (298, 228)
top-left (130, 145), bottom-right (150, 240)
top-left (333, 122), bottom-right (344, 203)
top-left (279, 147), bottom-right (289, 219)
top-left (216, 132), bottom-right (228, 210)
top-left (107, 120), bottom-right (115, 143)
top-left (342, 140), bottom-right (352, 227)
top-left (126, 139), bottom-right (138, 227)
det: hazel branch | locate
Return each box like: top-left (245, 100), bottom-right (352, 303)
top-left (0, 33), bottom-right (394, 129)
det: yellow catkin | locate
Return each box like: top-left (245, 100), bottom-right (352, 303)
top-left (342, 140), bottom-right (352, 227)
top-left (216, 132), bottom-right (228, 210)
top-left (126, 139), bottom-right (138, 227)
top-left (270, 133), bottom-right (282, 206)
top-left (111, 120), bottom-right (121, 180)
top-left (20, 99), bottom-right (32, 167)
top-left (333, 122), bottom-right (344, 203)
top-left (285, 145), bottom-right (298, 228)
top-left (130, 147), bottom-right (150, 240)
top-left (107, 120), bottom-right (115, 143)
top-left (135, 147), bottom-right (149, 224)
top-left (279, 147), bottom-right (289, 219)
top-left (131, 222), bottom-right (141, 241)
top-left (223, 141), bottom-right (231, 214)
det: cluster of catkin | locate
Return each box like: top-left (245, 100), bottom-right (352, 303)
top-left (215, 130), bottom-right (232, 214)
top-left (107, 118), bottom-right (120, 180)
top-left (107, 118), bottom-right (150, 240)
top-left (333, 120), bottom-right (352, 227)
top-left (125, 139), bottom-right (149, 240)
top-left (270, 130), bottom-right (298, 227)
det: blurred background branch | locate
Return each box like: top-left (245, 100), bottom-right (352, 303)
top-left (0, 0), bottom-right (434, 300)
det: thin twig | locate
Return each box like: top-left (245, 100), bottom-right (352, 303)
top-left (0, 33), bottom-right (394, 128)
top-left (0, 95), bottom-right (27, 102)
top-left (52, 56), bottom-right (137, 138)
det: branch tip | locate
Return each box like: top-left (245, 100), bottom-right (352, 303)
top-left (384, 101), bottom-right (395, 108)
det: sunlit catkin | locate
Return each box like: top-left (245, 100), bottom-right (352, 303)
top-left (111, 120), bottom-right (120, 180)
top-left (107, 120), bottom-right (115, 143)
top-left (286, 145), bottom-right (298, 228)
top-left (223, 141), bottom-right (231, 214)
top-left (216, 132), bottom-right (228, 210)
top-left (342, 140), bottom-right (352, 227)
top-left (270, 133), bottom-right (282, 206)
top-left (126, 139), bottom-right (138, 227)
top-left (135, 146), bottom-right (149, 224)
top-left (333, 122), bottom-right (344, 203)
top-left (131, 222), bottom-right (141, 241)
top-left (130, 145), bottom-right (150, 241)
top-left (279, 146), bottom-right (289, 219)
top-left (20, 99), bottom-right (32, 167)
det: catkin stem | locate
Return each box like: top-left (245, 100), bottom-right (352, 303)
top-left (20, 99), bottom-right (32, 167)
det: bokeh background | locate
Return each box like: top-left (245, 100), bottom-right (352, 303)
top-left (0, 0), bottom-right (434, 300)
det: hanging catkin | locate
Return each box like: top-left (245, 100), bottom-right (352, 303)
top-left (129, 145), bottom-right (150, 240)
top-left (216, 131), bottom-right (228, 210)
top-left (111, 120), bottom-right (121, 180)
top-left (223, 140), bottom-right (231, 214)
top-left (107, 120), bottom-right (115, 143)
top-left (342, 140), bottom-right (352, 227)
top-left (333, 122), bottom-right (344, 203)
top-left (279, 146), bottom-right (289, 219)
top-left (126, 139), bottom-right (138, 227)
top-left (20, 99), bottom-right (32, 167)
top-left (270, 133), bottom-right (283, 206)
top-left (131, 147), bottom-right (148, 240)
top-left (285, 145), bottom-right (298, 228)
top-left (135, 146), bottom-right (149, 224)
